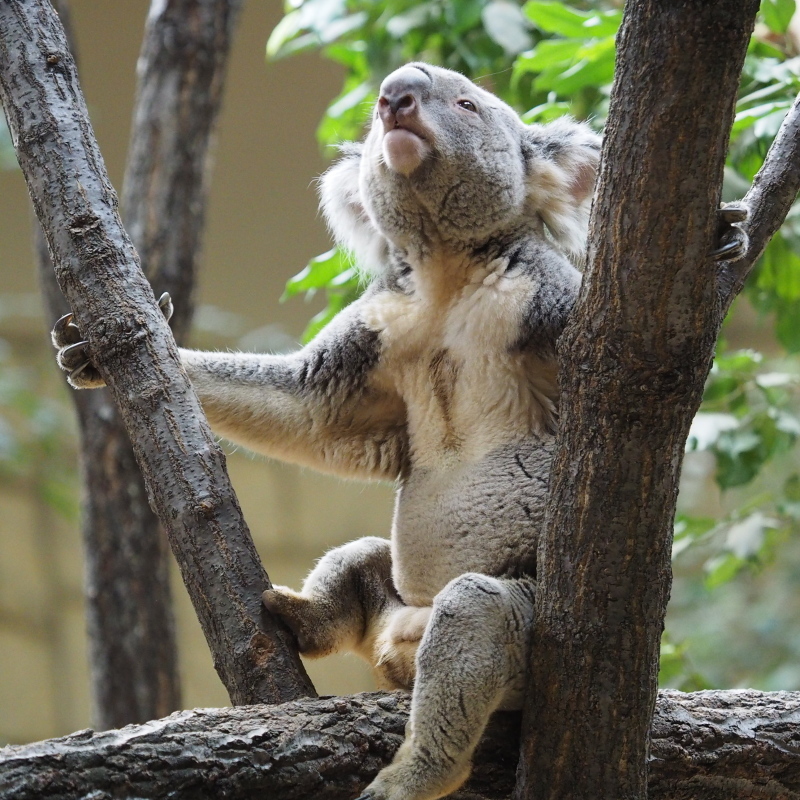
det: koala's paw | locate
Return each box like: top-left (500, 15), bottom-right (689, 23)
top-left (711, 203), bottom-right (749, 262)
top-left (52, 312), bottom-right (105, 389)
top-left (51, 292), bottom-right (174, 390)
top-left (355, 738), bottom-right (470, 800)
top-left (373, 607), bottom-right (430, 690)
top-left (262, 586), bottom-right (336, 657)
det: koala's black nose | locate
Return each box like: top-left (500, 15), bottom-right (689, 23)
top-left (378, 66), bottom-right (431, 129)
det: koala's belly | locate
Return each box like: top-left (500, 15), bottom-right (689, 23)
top-left (390, 437), bottom-right (553, 606)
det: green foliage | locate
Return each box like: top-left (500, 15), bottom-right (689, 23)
top-left (270, 0), bottom-right (800, 688)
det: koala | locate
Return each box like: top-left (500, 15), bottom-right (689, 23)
top-left (53, 63), bottom-right (746, 800)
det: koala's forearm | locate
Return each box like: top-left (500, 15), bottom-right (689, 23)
top-left (179, 348), bottom-right (407, 481)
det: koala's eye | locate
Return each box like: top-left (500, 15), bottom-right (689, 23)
top-left (457, 99), bottom-right (478, 113)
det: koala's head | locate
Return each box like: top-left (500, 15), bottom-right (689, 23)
top-left (321, 63), bottom-right (600, 271)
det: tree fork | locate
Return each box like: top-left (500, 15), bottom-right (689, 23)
top-left (518, 3), bottom-right (762, 799)
top-left (0, 0), bottom-right (315, 705)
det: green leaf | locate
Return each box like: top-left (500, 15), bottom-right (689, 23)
top-left (534, 43), bottom-right (615, 94)
top-left (513, 39), bottom-right (582, 73)
top-left (775, 300), bottom-right (800, 352)
top-left (761, 0), bottom-right (796, 34)
top-left (521, 100), bottom-right (572, 123)
top-left (385, 4), bottom-right (434, 38)
top-left (282, 248), bottom-right (350, 300)
top-left (266, 10), bottom-right (308, 59)
top-left (301, 285), bottom-right (360, 343)
top-left (327, 81), bottom-right (373, 119)
top-left (704, 552), bottom-right (746, 589)
top-left (524, 1), bottom-right (598, 38)
top-left (755, 232), bottom-right (800, 351)
top-left (731, 100), bottom-right (792, 138)
top-left (482, 1), bottom-right (533, 56)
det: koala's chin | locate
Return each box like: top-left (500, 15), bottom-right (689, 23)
top-left (382, 128), bottom-right (429, 175)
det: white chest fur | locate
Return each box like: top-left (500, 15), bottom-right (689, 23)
top-left (364, 260), bottom-right (557, 470)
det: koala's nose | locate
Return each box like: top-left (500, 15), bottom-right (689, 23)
top-left (378, 66), bottom-right (431, 130)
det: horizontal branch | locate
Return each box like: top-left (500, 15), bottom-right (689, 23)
top-left (1, 690), bottom-right (799, 800)
top-left (719, 89), bottom-right (800, 310)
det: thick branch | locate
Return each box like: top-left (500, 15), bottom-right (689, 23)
top-left (719, 90), bottom-right (800, 310)
top-left (519, 3), bottom-right (760, 799)
top-left (0, 691), bottom-right (798, 800)
top-left (0, 0), bottom-right (314, 705)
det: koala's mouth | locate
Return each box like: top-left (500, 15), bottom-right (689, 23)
top-left (382, 124), bottom-right (430, 176)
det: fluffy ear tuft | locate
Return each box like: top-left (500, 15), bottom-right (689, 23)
top-left (522, 118), bottom-right (601, 263)
top-left (319, 143), bottom-right (387, 275)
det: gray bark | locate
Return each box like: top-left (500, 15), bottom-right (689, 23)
top-left (35, 0), bottom-right (183, 732)
top-left (0, 691), bottom-right (798, 800)
top-left (0, 0), bottom-right (315, 706)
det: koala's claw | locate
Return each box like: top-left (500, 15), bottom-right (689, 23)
top-left (711, 203), bottom-right (749, 262)
top-left (157, 291), bottom-right (174, 324)
top-left (52, 291), bottom-right (175, 390)
top-left (52, 312), bottom-right (84, 347)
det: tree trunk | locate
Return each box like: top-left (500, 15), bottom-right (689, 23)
top-left (0, 690), bottom-right (798, 800)
top-left (518, 3), bottom-right (762, 799)
top-left (0, 0), bottom-right (315, 706)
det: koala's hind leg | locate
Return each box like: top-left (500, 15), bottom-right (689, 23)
top-left (358, 574), bottom-right (537, 800)
top-left (262, 537), bottom-right (406, 683)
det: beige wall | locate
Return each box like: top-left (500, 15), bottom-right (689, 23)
top-left (0, 0), bottom-right (395, 744)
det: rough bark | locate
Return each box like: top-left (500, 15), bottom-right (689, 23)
top-left (518, 3), bottom-right (761, 799)
top-left (34, 0), bottom-right (182, 732)
top-left (0, 690), bottom-right (798, 800)
top-left (0, 0), bottom-right (315, 705)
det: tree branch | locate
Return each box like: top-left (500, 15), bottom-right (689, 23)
top-left (0, 0), bottom-right (314, 705)
top-left (33, 0), bottom-right (185, 731)
top-left (719, 90), bottom-right (800, 311)
top-left (0, 691), bottom-right (798, 800)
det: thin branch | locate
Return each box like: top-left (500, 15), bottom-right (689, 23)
top-left (719, 90), bottom-right (800, 311)
top-left (0, 0), bottom-right (314, 705)
top-left (1, 691), bottom-right (799, 800)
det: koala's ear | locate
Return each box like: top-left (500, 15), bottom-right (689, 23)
top-left (522, 118), bottom-right (601, 262)
top-left (319, 142), bottom-right (387, 274)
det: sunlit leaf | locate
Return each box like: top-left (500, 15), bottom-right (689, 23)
top-left (482, 1), bottom-right (533, 56)
top-left (760, 0), bottom-right (796, 34)
top-left (282, 248), bottom-right (350, 300)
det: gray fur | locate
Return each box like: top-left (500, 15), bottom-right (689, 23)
top-left (52, 63), bottom-right (602, 800)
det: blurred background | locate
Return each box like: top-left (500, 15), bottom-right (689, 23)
top-left (2, 0), bottom-right (800, 746)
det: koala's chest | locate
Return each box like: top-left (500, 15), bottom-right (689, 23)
top-left (363, 276), bottom-right (556, 467)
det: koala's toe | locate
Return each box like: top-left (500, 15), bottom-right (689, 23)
top-left (57, 341), bottom-right (91, 372)
top-left (157, 292), bottom-right (174, 324)
top-left (263, 588), bottom-right (315, 651)
top-left (51, 312), bottom-right (83, 348)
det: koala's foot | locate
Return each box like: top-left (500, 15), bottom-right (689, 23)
top-left (263, 536), bottom-right (401, 660)
top-left (374, 606), bottom-right (431, 690)
top-left (52, 292), bottom-right (174, 389)
top-left (262, 586), bottom-right (344, 657)
top-left (711, 203), bottom-right (749, 261)
top-left (355, 735), bottom-right (471, 800)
